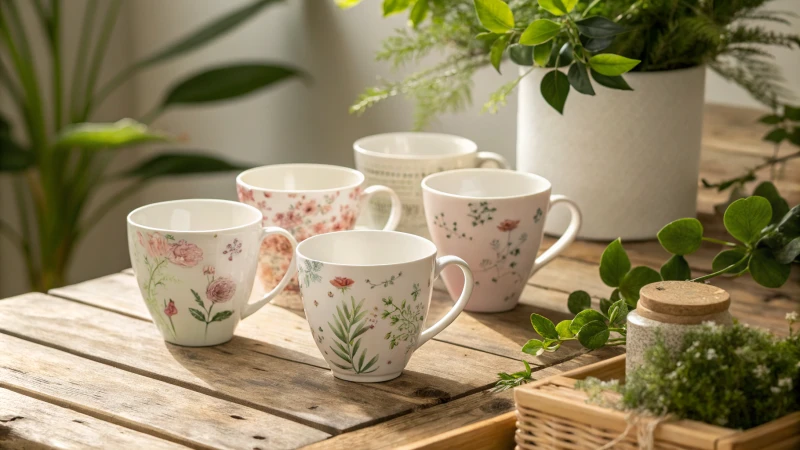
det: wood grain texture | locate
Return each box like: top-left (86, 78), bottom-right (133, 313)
top-left (0, 388), bottom-right (188, 450)
top-left (0, 333), bottom-right (328, 449)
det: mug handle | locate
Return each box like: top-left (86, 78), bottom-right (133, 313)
top-left (529, 195), bottom-right (582, 277)
top-left (476, 152), bottom-right (509, 169)
top-left (241, 227), bottom-right (298, 319)
top-left (360, 185), bottom-right (402, 231)
top-left (416, 256), bottom-right (473, 349)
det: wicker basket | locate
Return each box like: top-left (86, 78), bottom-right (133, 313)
top-left (514, 354), bottom-right (800, 450)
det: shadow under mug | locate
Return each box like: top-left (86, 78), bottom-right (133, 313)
top-left (236, 164), bottom-right (403, 309)
top-left (127, 199), bottom-right (298, 346)
top-left (422, 169), bottom-right (582, 313)
top-left (295, 230), bottom-right (473, 382)
top-left (354, 132), bottom-right (509, 236)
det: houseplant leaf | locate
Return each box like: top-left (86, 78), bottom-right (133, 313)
top-left (749, 248), bottom-right (790, 288)
top-left (383, 0), bottom-right (411, 16)
top-left (590, 69), bottom-right (632, 90)
top-left (577, 321), bottom-right (609, 349)
top-left (161, 64), bottom-right (302, 107)
top-left (752, 181), bottom-right (789, 224)
top-left (408, 0), bottom-right (429, 27)
top-left (520, 19), bottom-right (562, 46)
top-left (119, 152), bottom-right (249, 180)
top-left (588, 54), bottom-right (640, 76)
top-left (619, 266), bottom-right (661, 304)
top-left (533, 43), bottom-right (552, 67)
top-left (599, 238), bottom-right (630, 287)
top-left (530, 313), bottom-right (559, 340)
top-left (537, 0), bottom-right (574, 16)
top-left (723, 197), bottom-right (772, 244)
top-left (569, 309), bottom-right (605, 334)
top-left (474, 0), bottom-right (515, 33)
top-left (711, 249), bottom-right (749, 274)
top-left (567, 290), bottom-right (591, 314)
top-left (540, 70), bottom-right (570, 114)
top-left (55, 119), bottom-right (171, 150)
top-left (490, 34), bottom-right (510, 73)
top-left (0, 137), bottom-right (34, 172)
top-left (660, 255), bottom-right (691, 281)
top-left (575, 16), bottom-right (626, 38)
top-left (567, 62), bottom-right (595, 95)
top-left (509, 44), bottom-right (533, 66)
top-left (657, 218), bottom-right (703, 255)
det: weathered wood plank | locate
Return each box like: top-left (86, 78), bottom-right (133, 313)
top-left (702, 104), bottom-right (775, 157)
top-left (0, 388), bottom-right (188, 450)
top-left (0, 333), bottom-right (329, 449)
top-left (302, 348), bottom-right (622, 450)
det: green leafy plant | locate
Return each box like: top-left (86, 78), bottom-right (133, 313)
top-left (576, 317), bottom-right (799, 429)
top-left (0, 0), bottom-right (303, 291)
top-left (495, 192), bottom-right (798, 391)
top-left (329, 296), bottom-right (381, 374)
top-left (341, 0), bottom-right (798, 128)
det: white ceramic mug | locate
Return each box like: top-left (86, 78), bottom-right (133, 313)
top-left (422, 169), bottom-right (581, 313)
top-left (354, 133), bottom-right (509, 236)
top-left (127, 199), bottom-right (298, 346)
top-left (236, 164), bottom-right (402, 307)
top-left (295, 230), bottom-right (473, 382)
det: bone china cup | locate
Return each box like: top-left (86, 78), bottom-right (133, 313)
top-left (354, 132), bottom-right (509, 236)
top-left (422, 169), bottom-right (582, 313)
top-left (296, 230), bottom-right (473, 382)
top-left (236, 164), bottom-right (402, 305)
top-left (127, 199), bottom-right (298, 346)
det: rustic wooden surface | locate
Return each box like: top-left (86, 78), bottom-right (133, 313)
top-left (0, 105), bottom-right (798, 449)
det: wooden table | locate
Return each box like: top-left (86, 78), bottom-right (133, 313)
top-left (1, 105), bottom-right (797, 449)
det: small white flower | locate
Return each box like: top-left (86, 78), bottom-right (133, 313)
top-left (771, 386), bottom-right (781, 394)
top-left (694, 352), bottom-right (701, 359)
top-left (706, 348), bottom-right (717, 360)
top-left (786, 312), bottom-right (798, 322)
top-left (753, 365), bottom-right (769, 378)
top-left (778, 378), bottom-right (793, 389)
top-left (667, 370), bottom-right (678, 380)
top-left (735, 347), bottom-right (747, 356)
top-left (702, 320), bottom-right (717, 327)
top-left (715, 417), bottom-right (728, 426)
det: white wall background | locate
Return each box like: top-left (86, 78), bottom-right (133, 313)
top-left (1, 0), bottom-right (798, 297)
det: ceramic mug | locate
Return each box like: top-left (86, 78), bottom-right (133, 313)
top-left (236, 164), bottom-right (402, 308)
top-left (127, 199), bottom-right (298, 346)
top-left (354, 132), bottom-right (508, 236)
top-left (295, 230), bottom-right (473, 382)
top-left (422, 169), bottom-right (582, 313)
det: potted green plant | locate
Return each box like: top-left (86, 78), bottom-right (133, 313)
top-left (340, 0), bottom-right (799, 240)
top-left (0, 0), bottom-right (302, 291)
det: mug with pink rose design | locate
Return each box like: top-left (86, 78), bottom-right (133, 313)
top-left (236, 164), bottom-right (402, 308)
top-left (127, 199), bottom-right (298, 346)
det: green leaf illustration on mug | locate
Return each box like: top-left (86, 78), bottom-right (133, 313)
top-left (328, 296), bottom-right (380, 374)
top-left (382, 283), bottom-right (425, 353)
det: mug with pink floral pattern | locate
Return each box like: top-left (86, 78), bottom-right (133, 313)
top-left (422, 169), bottom-right (582, 313)
top-left (236, 164), bottom-right (403, 307)
top-left (127, 199), bottom-right (298, 346)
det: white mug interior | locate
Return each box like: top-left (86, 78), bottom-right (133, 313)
top-left (237, 164), bottom-right (364, 192)
top-left (127, 199), bottom-right (262, 232)
top-left (296, 230), bottom-right (436, 266)
top-left (422, 168), bottom-right (551, 199)
top-left (354, 132), bottom-right (477, 159)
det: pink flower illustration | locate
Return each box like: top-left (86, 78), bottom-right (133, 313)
top-left (164, 300), bottom-right (178, 317)
top-left (206, 277), bottom-right (236, 303)
top-left (145, 232), bottom-right (171, 258)
top-left (301, 199), bottom-right (318, 215)
top-left (137, 231), bottom-right (146, 248)
top-left (203, 265), bottom-right (215, 276)
top-left (497, 219), bottom-right (520, 232)
top-left (168, 240), bottom-right (203, 267)
top-left (237, 184), bottom-right (255, 202)
top-left (330, 277), bottom-right (354, 293)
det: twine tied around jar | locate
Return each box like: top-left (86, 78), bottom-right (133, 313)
top-left (597, 411), bottom-right (674, 450)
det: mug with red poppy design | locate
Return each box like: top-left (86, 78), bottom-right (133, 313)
top-left (422, 169), bottom-right (582, 313)
top-left (295, 230), bottom-right (473, 382)
top-left (236, 164), bottom-right (403, 308)
top-left (127, 199), bottom-right (298, 346)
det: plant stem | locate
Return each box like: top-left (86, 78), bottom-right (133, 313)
top-left (50, 0), bottom-right (63, 130)
top-left (691, 254), bottom-right (750, 283)
top-left (701, 237), bottom-right (740, 248)
top-left (81, 0), bottom-right (122, 121)
top-left (0, 219), bottom-right (25, 252)
top-left (581, 0), bottom-right (604, 18)
top-left (70, 0), bottom-right (97, 121)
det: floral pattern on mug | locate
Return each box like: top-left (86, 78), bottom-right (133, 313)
top-left (330, 277), bottom-right (355, 294)
top-left (136, 231), bottom-right (204, 339)
top-left (477, 218), bottom-right (528, 285)
top-left (189, 268), bottom-right (236, 342)
top-left (381, 283), bottom-right (424, 353)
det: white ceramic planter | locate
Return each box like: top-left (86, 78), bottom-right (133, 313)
top-left (516, 65), bottom-right (706, 240)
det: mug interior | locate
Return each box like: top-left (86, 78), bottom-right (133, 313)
top-left (422, 169), bottom-right (551, 199)
top-left (237, 164), bottom-right (364, 191)
top-left (128, 199), bottom-right (261, 232)
top-left (354, 133), bottom-right (476, 159)
top-left (297, 230), bottom-right (436, 266)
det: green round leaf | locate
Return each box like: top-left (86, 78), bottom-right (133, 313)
top-left (588, 53), bottom-right (640, 76)
top-left (599, 298), bottom-right (613, 315)
top-left (555, 320), bottom-right (574, 338)
top-left (785, 105), bottom-right (800, 121)
top-left (540, 70), bottom-right (570, 114)
top-left (660, 254), bottom-right (691, 281)
top-left (758, 114), bottom-right (781, 125)
top-left (522, 339), bottom-right (545, 356)
top-left (533, 43), bottom-right (553, 67)
top-left (619, 266), bottom-right (662, 304)
top-left (509, 44), bottom-right (533, 66)
top-left (590, 69), bottom-right (632, 90)
top-left (537, 0), bottom-right (575, 16)
top-left (773, 237), bottom-right (800, 265)
top-left (723, 197), bottom-right (773, 244)
top-left (474, 0), bottom-right (515, 33)
top-left (530, 313), bottom-right (559, 340)
top-left (577, 320), bottom-right (610, 349)
top-left (711, 249), bottom-right (749, 274)
top-left (520, 19), bottom-right (562, 46)
top-left (408, 0), bottom-right (429, 26)
top-left (752, 181), bottom-right (790, 225)
top-left (607, 299), bottom-right (628, 326)
top-left (763, 128), bottom-right (788, 143)
top-left (657, 218), bottom-right (703, 255)
top-left (610, 289), bottom-right (621, 302)
top-left (749, 248), bottom-right (790, 288)
top-left (567, 290), bottom-right (591, 314)
top-left (575, 16), bottom-right (626, 38)
top-left (569, 309), bottom-right (606, 334)
top-left (599, 238), bottom-right (631, 288)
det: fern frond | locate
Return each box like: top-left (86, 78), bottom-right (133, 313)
top-left (728, 26), bottom-right (800, 48)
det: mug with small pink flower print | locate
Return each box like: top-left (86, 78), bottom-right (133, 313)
top-left (422, 169), bottom-right (582, 313)
top-left (127, 199), bottom-right (298, 346)
top-left (236, 164), bottom-right (402, 308)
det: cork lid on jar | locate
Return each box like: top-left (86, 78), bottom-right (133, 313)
top-left (637, 281), bottom-right (730, 324)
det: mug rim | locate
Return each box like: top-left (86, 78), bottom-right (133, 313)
top-left (296, 230), bottom-right (437, 267)
top-left (127, 198), bottom-right (262, 234)
top-left (236, 163), bottom-right (365, 193)
top-left (353, 132), bottom-right (478, 160)
top-left (421, 168), bottom-right (552, 200)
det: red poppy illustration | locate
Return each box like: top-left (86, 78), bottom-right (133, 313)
top-left (330, 277), bottom-right (355, 293)
top-left (497, 219), bottom-right (520, 232)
